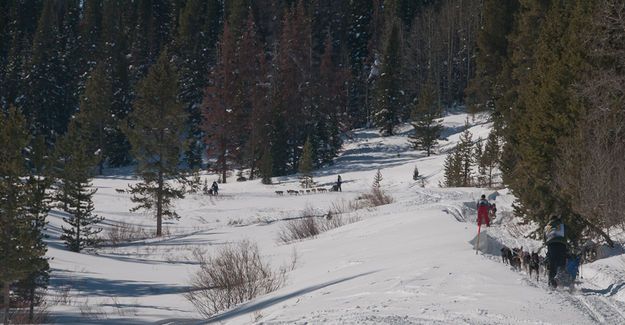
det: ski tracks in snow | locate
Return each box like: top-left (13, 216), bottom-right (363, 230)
top-left (509, 263), bottom-right (625, 324)
top-left (563, 289), bottom-right (625, 324)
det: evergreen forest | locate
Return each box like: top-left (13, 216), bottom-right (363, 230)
top-left (2, 0), bottom-right (625, 321)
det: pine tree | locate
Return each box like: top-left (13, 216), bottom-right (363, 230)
top-left (56, 121), bottom-right (103, 252)
top-left (122, 47), bottom-right (188, 237)
top-left (443, 149), bottom-right (463, 187)
top-left (481, 131), bottom-right (500, 187)
top-left (0, 107), bottom-right (47, 324)
top-left (77, 0), bottom-right (102, 95)
top-left (202, 23), bottom-right (240, 183)
top-left (298, 136), bottom-right (314, 188)
top-left (373, 168), bottom-right (383, 189)
top-left (21, 0), bottom-right (74, 138)
top-left (372, 22), bottom-right (402, 136)
top-left (269, 116), bottom-right (290, 177)
top-left (346, 0), bottom-right (374, 126)
top-left (501, 0), bottom-right (593, 231)
top-left (173, 0), bottom-right (221, 170)
top-left (203, 0), bottom-right (223, 60)
top-left (238, 10), bottom-right (270, 180)
top-left (311, 31), bottom-right (349, 167)
top-left (412, 165), bottom-right (419, 181)
top-left (101, 0), bottom-right (133, 167)
top-left (275, 2), bottom-right (313, 174)
top-left (225, 0), bottom-right (248, 36)
top-left (0, 1), bottom-right (44, 112)
top-left (474, 138), bottom-right (486, 187)
top-left (260, 146), bottom-right (273, 185)
top-left (76, 62), bottom-right (114, 175)
top-left (408, 76), bottom-right (443, 156)
top-left (15, 135), bottom-right (53, 321)
top-left (465, 0), bottom-right (518, 125)
top-left (129, 0), bottom-right (173, 83)
top-left (457, 120), bottom-right (474, 187)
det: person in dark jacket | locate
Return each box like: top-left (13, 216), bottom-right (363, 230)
top-left (336, 175), bottom-right (342, 192)
top-left (545, 215), bottom-right (567, 288)
top-left (211, 181), bottom-right (219, 196)
top-left (477, 195), bottom-right (490, 227)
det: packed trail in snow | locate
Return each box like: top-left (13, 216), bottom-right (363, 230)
top-left (44, 112), bottom-right (625, 324)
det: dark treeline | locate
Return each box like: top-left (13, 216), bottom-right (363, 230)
top-left (471, 0), bottom-right (625, 248)
top-left (0, 0), bottom-right (481, 179)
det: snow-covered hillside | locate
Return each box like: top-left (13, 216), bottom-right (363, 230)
top-left (45, 112), bottom-right (625, 324)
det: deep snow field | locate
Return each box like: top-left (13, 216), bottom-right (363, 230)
top-left (44, 112), bottom-right (625, 324)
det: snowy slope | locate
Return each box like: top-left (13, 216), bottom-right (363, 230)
top-left (45, 111), bottom-right (625, 324)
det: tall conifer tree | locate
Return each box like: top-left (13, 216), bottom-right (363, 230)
top-left (123, 47), bottom-right (188, 237)
top-left (101, 0), bottom-right (133, 167)
top-left (275, 2), bottom-right (313, 174)
top-left (312, 32), bottom-right (348, 166)
top-left (0, 107), bottom-right (47, 324)
top-left (76, 62), bottom-right (113, 175)
top-left (22, 0), bottom-right (73, 138)
top-left (372, 22), bottom-right (402, 136)
top-left (238, 11), bottom-right (270, 179)
top-left (16, 135), bottom-right (52, 321)
top-left (174, 0), bottom-right (222, 170)
top-left (346, 0), bottom-right (373, 127)
top-left (457, 120), bottom-right (474, 187)
top-left (298, 136), bottom-right (314, 188)
top-left (56, 121), bottom-right (103, 252)
top-left (409, 77), bottom-right (443, 156)
top-left (202, 23), bottom-right (240, 183)
top-left (502, 0), bottom-right (593, 234)
top-left (466, 0), bottom-right (518, 126)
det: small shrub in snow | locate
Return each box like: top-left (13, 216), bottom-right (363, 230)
top-left (6, 301), bottom-right (50, 324)
top-left (227, 218), bottom-right (244, 226)
top-left (185, 240), bottom-right (286, 318)
top-left (355, 169), bottom-right (393, 207)
top-left (104, 222), bottom-right (151, 245)
top-left (278, 217), bottom-right (319, 243)
top-left (357, 187), bottom-right (394, 207)
top-left (278, 211), bottom-right (361, 243)
top-left (318, 214), bottom-right (361, 233)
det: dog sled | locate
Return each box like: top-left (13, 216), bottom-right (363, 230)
top-left (553, 255), bottom-right (580, 293)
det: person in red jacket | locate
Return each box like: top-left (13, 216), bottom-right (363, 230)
top-left (477, 194), bottom-right (490, 227)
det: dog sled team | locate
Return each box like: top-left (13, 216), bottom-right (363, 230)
top-left (275, 174), bottom-right (343, 196)
top-left (481, 197), bottom-right (581, 291)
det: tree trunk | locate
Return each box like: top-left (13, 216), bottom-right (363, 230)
top-left (156, 172), bottom-right (163, 237)
top-left (76, 214), bottom-right (81, 252)
top-left (572, 212), bottom-right (615, 248)
top-left (221, 157), bottom-right (227, 184)
top-left (98, 120), bottom-right (104, 175)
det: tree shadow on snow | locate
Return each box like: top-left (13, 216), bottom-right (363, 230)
top-left (50, 273), bottom-right (190, 298)
top-left (47, 314), bottom-right (154, 325)
top-left (206, 270), bottom-right (379, 323)
top-left (153, 270), bottom-right (379, 324)
top-left (581, 282), bottom-right (625, 297)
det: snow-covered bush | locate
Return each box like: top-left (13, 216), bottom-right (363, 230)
top-left (357, 187), bottom-right (394, 207)
top-left (278, 212), bottom-right (361, 243)
top-left (278, 217), bottom-right (320, 243)
top-left (104, 222), bottom-right (152, 245)
top-left (185, 240), bottom-right (286, 318)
